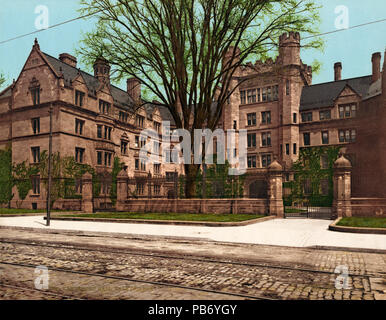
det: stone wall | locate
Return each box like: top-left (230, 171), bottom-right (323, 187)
top-left (351, 198), bottom-right (386, 217)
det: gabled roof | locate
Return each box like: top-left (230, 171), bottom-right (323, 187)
top-left (300, 75), bottom-right (373, 111)
top-left (42, 52), bottom-right (135, 110)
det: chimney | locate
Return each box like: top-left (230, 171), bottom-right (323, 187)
top-left (334, 62), bottom-right (342, 81)
top-left (127, 78), bottom-right (141, 102)
top-left (371, 52), bottom-right (381, 83)
top-left (59, 53), bottom-right (77, 68)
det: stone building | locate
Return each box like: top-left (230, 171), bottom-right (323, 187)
top-left (0, 39), bottom-right (182, 209)
top-left (0, 32), bottom-right (385, 210)
top-left (220, 32), bottom-right (385, 200)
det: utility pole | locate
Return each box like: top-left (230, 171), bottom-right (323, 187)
top-left (46, 104), bottom-right (53, 226)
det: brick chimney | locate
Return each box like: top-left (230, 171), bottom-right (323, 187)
top-left (371, 52), bottom-right (381, 83)
top-left (59, 53), bottom-right (77, 68)
top-left (334, 62), bottom-right (342, 81)
top-left (127, 78), bottom-right (141, 102)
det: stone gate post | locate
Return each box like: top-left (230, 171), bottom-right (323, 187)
top-left (81, 172), bottom-right (93, 213)
top-left (268, 160), bottom-right (284, 218)
top-left (116, 169), bottom-right (128, 212)
top-left (333, 154), bottom-right (352, 218)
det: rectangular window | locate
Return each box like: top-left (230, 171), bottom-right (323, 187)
top-left (154, 163), bottom-right (161, 174)
top-left (247, 113), bottom-right (256, 126)
top-left (75, 119), bottom-right (85, 135)
top-left (31, 176), bottom-right (40, 195)
top-left (301, 112), bottom-right (313, 122)
top-left (319, 110), bottom-right (331, 121)
top-left (32, 118), bottom-right (40, 134)
top-left (257, 88), bottom-right (261, 102)
top-left (339, 129), bottom-right (356, 142)
top-left (104, 126), bottom-right (112, 140)
top-left (286, 144), bottom-right (290, 155)
top-left (31, 147), bottom-right (40, 163)
top-left (322, 131), bottom-right (329, 145)
top-left (75, 147), bottom-right (85, 163)
top-left (240, 90), bottom-right (246, 104)
top-left (97, 151), bottom-right (103, 165)
top-left (154, 121), bottom-right (161, 133)
top-left (262, 88), bottom-right (267, 102)
top-left (119, 111), bottom-right (128, 122)
top-left (136, 115), bottom-right (145, 128)
top-left (293, 143), bottom-right (297, 155)
top-left (247, 155), bottom-right (257, 168)
top-left (293, 113), bottom-right (297, 124)
top-left (233, 120), bottom-right (237, 130)
top-left (135, 136), bottom-right (139, 148)
top-left (262, 154), bottom-right (272, 168)
top-left (261, 132), bottom-right (271, 147)
top-left (267, 87), bottom-right (272, 101)
top-left (286, 80), bottom-right (290, 96)
top-left (339, 104), bottom-right (357, 119)
top-left (97, 125), bottom-right (102, 138)
top-left (247, 133), bottom-right (256, 148)
top-left (121, 141), bottom-right (128, 155)
top-left (135, 159), bottom-right (139, 170)
top-left (31, 87), bottom-right (40, 105)
top-left (247, 89), bottom-right (256, 104)
top-left (99, 100), bottom-right (111, 114)
top-left (75, 90), bottom-right (85, 107)
top-left (321, 155), bottom-right (329, 169)
top-left (303, 133), bottom-right (311, 146)
top-left (273, 85), bottom-right (279, 101)
top-left (104, 152), bottom-right (112, 167)
top-left (261, 111), bottom-right (271, 124)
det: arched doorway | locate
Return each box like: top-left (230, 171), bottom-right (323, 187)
top-left (249, 180), bottom-right (268, 198)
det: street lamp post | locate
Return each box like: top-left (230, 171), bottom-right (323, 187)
top-left (46, 104), bottom-right (53, 226)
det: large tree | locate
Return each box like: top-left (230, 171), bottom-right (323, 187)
top-left (78, 0), bottom-right (322, 197)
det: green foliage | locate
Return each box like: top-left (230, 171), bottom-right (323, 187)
top-left (179, 160), bottom-right (246, 199)
top-left (0, 147), bottom-right (13, 205)
top-left (284, 146), bottom-right (340, 207)
top-left (0, 73), bottom-right (5, 89)
top-left (38, 151), bottom-right (95, 206)
top-left (12, 161), bottom-right (39, 202)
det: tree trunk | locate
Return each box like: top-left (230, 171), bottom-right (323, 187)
top-left (184, 164), bottom-right (200, 198)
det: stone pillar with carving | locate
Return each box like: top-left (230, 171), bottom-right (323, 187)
top-left (268, 159), bottom-right (284, 218)
top-left (116, 169), bottom-right (128, 212)
top-left (333, 154), bottom-right (352, 218)
top-left (81, 172), bottom-right (93, 213)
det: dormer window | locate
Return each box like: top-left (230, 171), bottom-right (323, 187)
top-left (99, 99), bottom-right (111, 114)
top-left (75, 90), bottom-right (85, 107)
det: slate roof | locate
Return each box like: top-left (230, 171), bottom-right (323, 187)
top-left (43, 52), bottom-right (136, 110)
top-left (300, 75), bottom-right (373, 111)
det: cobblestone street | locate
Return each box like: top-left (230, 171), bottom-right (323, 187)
top-left (0, 228), bottom-right (385, 300)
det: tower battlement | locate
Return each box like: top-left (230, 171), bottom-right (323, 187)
top-left (279, 32), bottom-right (301, 45)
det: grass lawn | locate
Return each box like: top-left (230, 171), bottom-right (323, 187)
top-left (57, 212), bottom-right (265, 222)
top-left (337, 217), bottom-right (386, 229)
top-left (0, 208), bottom-right (65, 215)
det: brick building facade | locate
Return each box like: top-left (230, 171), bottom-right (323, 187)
top-left (0, 32), bottom-right (385, 209)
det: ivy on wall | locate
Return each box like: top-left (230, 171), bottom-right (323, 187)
top-left (0, 146), bottom-right (14, 206)
top-left (284, 146), bottom-right (340, 207)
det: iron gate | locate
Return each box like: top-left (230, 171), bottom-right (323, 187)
top-left (284, 199), bottom-right (334, 220)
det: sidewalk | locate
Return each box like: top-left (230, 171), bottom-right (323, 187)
top-left (0, 215), bottom-right (385, 251)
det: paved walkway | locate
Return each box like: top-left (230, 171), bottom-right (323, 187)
top-left (0, 215), bottom-right (385, 250)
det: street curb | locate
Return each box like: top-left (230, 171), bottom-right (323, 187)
top-left (45, 214), bottom-right (276, 227)
top-left (329, 217), bottom-right (386, 235)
